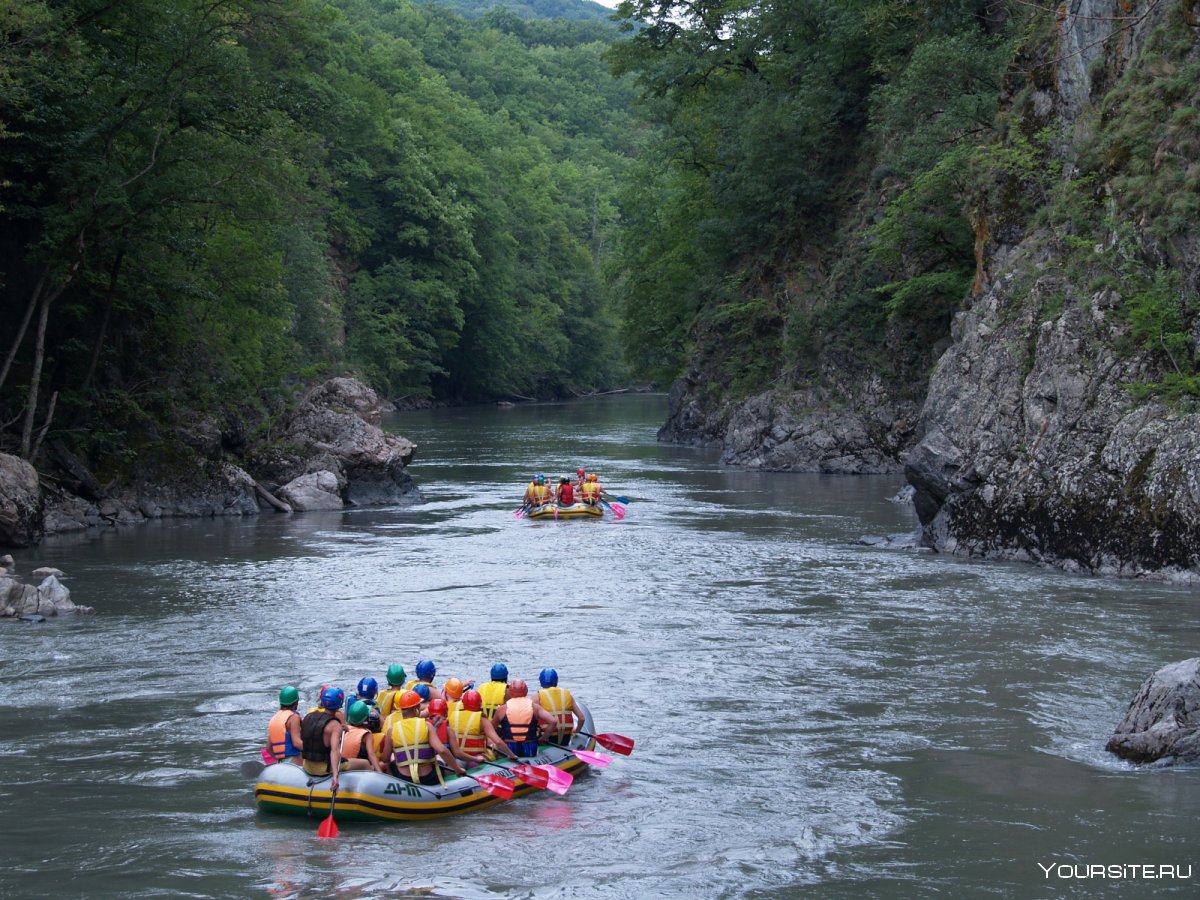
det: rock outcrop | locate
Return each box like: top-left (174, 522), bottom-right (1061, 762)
top-left (1106, 658), bottom-right (1200, 764)
top-left (251, 377), bottom-right (419, 508)
top-left (0, 453), bottom-right (43, 547)
top-left (0, 572), bottom-right (92, 618)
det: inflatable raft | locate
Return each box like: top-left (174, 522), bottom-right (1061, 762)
top-left (527, 502), bottom-right (603, 520)
top-left (255, 703), bottom-right (596, 822)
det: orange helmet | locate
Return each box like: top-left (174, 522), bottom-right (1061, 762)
top-left (509, 678), bottom-right (529, 698)
top-left (587, 473), bottom-right (598, 481)
top-left (428, 698), bottom-right (448, 717)
top-left (444, 677), bottom-right (464, 699)
top-left (398, 690), bottom-right (422, 710)
top-left (462, 689), bottom-right (482, 711)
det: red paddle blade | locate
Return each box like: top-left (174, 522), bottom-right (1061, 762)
top-left (474, 774), bottom-right (514, 799)
top-left (536, 765), bottom-right (572, 795)
top-left (593, 732), bottom-right (634, 755)
top-left (511, 764), bottom-right (550, 789)
top-left (573, 748), bottom-right (613, 767)
top-left (261, 747), bottom-right (276, 765)
top-left (317, 813), bottom-right (339, 838)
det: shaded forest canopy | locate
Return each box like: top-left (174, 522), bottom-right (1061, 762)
top-left (4, 0), bottom-right (1192, 478)
top-left (0, 0), bottom-right (636, 468)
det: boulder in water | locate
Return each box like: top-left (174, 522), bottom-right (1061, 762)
top-left (0, 453), bottom-right (44, 548)
top-left (1106, 658), bottom-right (1200, 764)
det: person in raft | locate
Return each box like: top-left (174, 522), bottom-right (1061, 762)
top-left (351, 676), bottom-right (379, 711)
top-left (426, 698), bottom-right (489, 769)
top-left (524, 474), bottom-right (551, 509)
top-left (343, 700), bottom-right (386, 773)
top-left (379, 689), bottom-right (467, 785)
top-left (494, 679), bottom-right (557, 757)
top-left (375, 664), bottom-right (407, 718)
top-left (300, 686), bottom-right (372, 790)
top-left (448, 689), bottom-right (518, 762)
top-left (443, 677), bottom-right (466, 717)
top-left (556, 475), bottom-right (575, 506)
top-left (478, 662), bottom-right (510, 718)
top-left (537, 668), bottom-right (585, 743)
top-left (404, 659), bottom-right (445, 701)
top-left (266, 685), bottom-right (304, 764)
top-left (573, 468), bottom-right (587, 491)
top-left (580, 473), bottom-right (602, 507)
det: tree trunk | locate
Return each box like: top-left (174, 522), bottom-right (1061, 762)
top-left (19, 287), bottom-right (53, 458)
top-left (0, 268), bottom-right (47, 396)
top-left (82, 247), bottom-right (125, 393)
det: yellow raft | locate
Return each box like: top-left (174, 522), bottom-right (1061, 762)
top-left (527, 502), bottom-right (603, 520)
top-left (255, 704), bottom-right (596, 822)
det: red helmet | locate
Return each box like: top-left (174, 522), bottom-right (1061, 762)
top-left (509, 678), bottom-right (529, 698)
top-left (428, 698), bottom-right (448, 717)
top-left (577, 468), bottom-right (585, 476)
top-left (462, 689), bottom-right (482, 711)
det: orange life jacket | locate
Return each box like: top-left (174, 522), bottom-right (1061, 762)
top-left (267, 709), bottom-right (300, 760)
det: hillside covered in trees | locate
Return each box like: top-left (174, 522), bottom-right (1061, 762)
top-left (0, 0), bottom-right (635, 469)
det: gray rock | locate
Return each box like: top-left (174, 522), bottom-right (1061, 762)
top-left (1107, 659), bottom-right (1200, 764)
top-left (0, 452), bottom-right (44, 548)
top-left (279, 470), bottom-right (345, 511)
top-left (31, 567), bottom-right (64, 578)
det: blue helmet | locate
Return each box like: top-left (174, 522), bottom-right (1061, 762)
top-left (356, 676), bottom-right (378, 700)
top-left (416, 659), bottom-right (436, 681)
top-left (490, 663), bottom-right (508, 682)
top-left (539, 668), bottom-right (558, 688)
top-left (413, 682), bottom-right (431, 701)
top-left (320, 686), bottom-right (345, 712)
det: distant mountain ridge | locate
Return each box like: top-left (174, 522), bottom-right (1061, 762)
top-left (420, 0), bottom-right (615, 23)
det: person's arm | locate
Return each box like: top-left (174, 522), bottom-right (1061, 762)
top-left (365, 733), bottom-right (385, 773)
top-left (483, 714), bottom-right (518, 760)
top-left (534, 702), bottom-right (557, 740)
top-left (288, 713), bottom-right (302, 754)
top-left (327, 721), bottom-right (343, 792)
top-left (447, 727), bottom-right (484, 766)
top-left (379, 731), bottom-right (393, 772)
top-left (430, 729), bottom-right (466, 776)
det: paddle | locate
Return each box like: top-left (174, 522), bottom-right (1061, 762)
top-left (478, 760), bottom-right (552, 793)
top-left (513, 505), bottom-right (527, 519)
top-left (578, 730), bottom-right (635, 756)
top-left (601, 492), bottom-right (630, 504)
top-left (549, 744), bottom-right (613, 767)
top-left (464, 772), bottom-right (515, 800)
top-left (241, 759), bottom-right (266, 779)
top-left (317, 786), bottom-right (339, 838)
top-left (601, 499), bottom-right (625, 520)
top-left (261, 747), bottom-right (276, 765)
top-left (533, 764), bottom-right (573, 795)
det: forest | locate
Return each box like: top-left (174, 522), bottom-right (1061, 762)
top-left (4, 0), bottom-right (1196, 481)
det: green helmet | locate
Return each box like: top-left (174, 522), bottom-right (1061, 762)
top-left (279, 685), bottom-right (299, 707)
top-left (347, 700), bottom-right (370, 725)
top-left (386, 663), bottom-right (406, 686)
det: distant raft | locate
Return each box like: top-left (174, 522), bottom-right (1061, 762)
top-left (254, 703), bottom-right (596, 823)
top-left (526, 503), bottom-right (603, 520)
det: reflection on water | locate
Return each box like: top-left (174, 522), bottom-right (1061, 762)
top-left (2, 395), bottom-right (1199, 897)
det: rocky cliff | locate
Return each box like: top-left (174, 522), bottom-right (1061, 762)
top-left (660, 0), bottom-right (1200, 577)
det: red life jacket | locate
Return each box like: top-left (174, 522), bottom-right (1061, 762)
top-left (558, 483), bottom-right (574, 505)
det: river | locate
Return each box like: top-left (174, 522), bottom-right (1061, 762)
top-left (2, 394), bottom-right (1198, 898)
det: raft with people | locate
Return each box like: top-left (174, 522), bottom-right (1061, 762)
top-left (255, 704), bottom-right (598, 822)
top-left (255, 663), bottom-right (634, 829)
top-left (515, 469), bottom-right (628, 520)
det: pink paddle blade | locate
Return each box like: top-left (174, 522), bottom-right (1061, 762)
top-left (473, 774), bottom-right (515, 799)
top-left (536, 765), bottom-right (573, 795)
top-left (609, 502), bottom-right (625, 519)
top-left (511, 764), bottom-right (550, 789)
top-left (573, 748), bottom-right (613, 767)
top-left (260, 747), bottom-right (276, 765)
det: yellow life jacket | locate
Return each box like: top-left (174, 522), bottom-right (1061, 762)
top-left (449, 708), bottom-right (488, 755)
top-left (377, 687), bottom-right (402, 718)
top-left (446, 699), bottom-right (462, 719)
top-left (538, 686), bottom-right (575, 740)
top-left (479, 680), bottom-right (507, 718)
top-left (530, 483), bottom-right (551, 505)
top-left (390, 716), bottom-right (434, 782)
top-left (581, 482), bottom-right (600, 504)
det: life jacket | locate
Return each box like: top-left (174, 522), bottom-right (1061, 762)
top-left (530, 483), bottom-right (551, 505)
top-left (581, 482), bottom-right (600, 504)
top-left (300, 710), bottom-right (336, 765)
top-left (446, 699), bottom-right (462, 719)
top-left (343, 726), bottom-right (372, 761)
top-left (558, 483), bottom-right (574, 505)
top-left (449, 708), bottom-right (488, 755)
top-left (538, 686), bottom-right (575, 740)
top-left (376, 688), bottom-right (401, 718)
top-left (479, 680), bottom-right (507, 718)
top-left (499, 697), bottom-right (539, 756)
top-left (268, 710), bottom-right (301, 760)
top-left (391, 716), bottom-right (435, 782)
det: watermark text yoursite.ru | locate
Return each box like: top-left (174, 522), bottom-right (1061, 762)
top-left (1039, 863), bottom-right (1192, 880)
